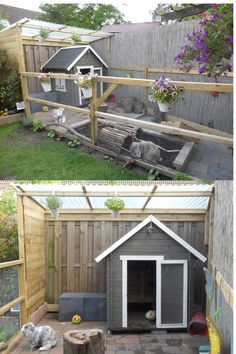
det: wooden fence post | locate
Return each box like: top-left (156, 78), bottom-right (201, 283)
top-left (144, 68), bottom-right (149, 114)
top-left (90, 81), bottom-right (98, 145)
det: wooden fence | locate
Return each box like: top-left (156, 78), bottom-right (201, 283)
top-left (45, 218), bottom-right (205, 305)
top-left (92, 21), bottom-right (233, 133)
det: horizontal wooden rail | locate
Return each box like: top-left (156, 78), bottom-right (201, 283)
top-left (21, 72), bottom-right (233, 92)
top-left (110, 66), bottom-right (233, 78)
top-left (0, 296), bottom-right (25, 316)
top-left (0, 259), bottom-right (24, 269)
top-left (17, 191), bottom-right (212, 197)
top-left (26, 96), bottom-right (90, 115)
top-left (44, 208), bottom-right (207, 215)
top-left (97, 111), bottom-right (233, 146)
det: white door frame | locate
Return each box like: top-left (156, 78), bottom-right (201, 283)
top-left (94, 67), bottom-right (103, 95)
top-left (76, 65), bottom-right (94, 105)
top-left (120, 256), bottom-right (188, 328)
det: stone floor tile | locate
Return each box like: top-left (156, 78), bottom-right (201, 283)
top-left (166, 339), bottom-right (183, 346)
top-left (105, 351), bottom-right (116, 354)
top-left (162, 346), bottom-right (182, 353)
top-left (115, 335), bottom-right (140, 344)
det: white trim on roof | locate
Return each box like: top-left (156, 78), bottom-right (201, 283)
top-left (41, 45), bottom-right (108, 71)
top-left (95, 215), bottom-right (207, 263)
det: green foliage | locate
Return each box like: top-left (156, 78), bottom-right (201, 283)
top-left (39, 28), bottom-right (49, 39)
top-left (33, 119), bottom-right (45, 132)
top-left (0, 50), bottom-right (22, 111)
top-left (0, 330), bottom-right (6, 342)
top-left (21, 115), bottom-right (33, 128)
top-left (0, 189), bottom-right (18, 262)
top-left (0, 123), bottom-right (144, 179)
top-left (71, 34), bottom-right (82, 42)
top-left (173, 172), bottom-right (192, 180)
top-left (105, 198), bottom-right (125, 211)
top-left (147, 168), bottom-right (159, 180)
top-left (38, 3), bottom-right (125, 30)
top-left (45, 195), bottom-right (63, 210)
top-left (47, 130), bottom-right (56, 138)
top-left (67, 139), bottom-right (80, 148)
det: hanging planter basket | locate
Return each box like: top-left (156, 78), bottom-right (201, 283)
top-left (81, 87), bottom-right (92, 98)
top-left (105, 198), bottom-right (125, 218)
top-left (41, 82), bottom-right (51, 92)
top-left (46, 195), bottom-right (63, 219)
top-left (157, 101), bottom-right (171, 112)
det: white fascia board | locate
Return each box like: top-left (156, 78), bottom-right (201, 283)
top-left (95, 214), bottom-right (207, 263)
top-left (89, 45), bottom-right (108, 68)
top-left (95, 215), bottom-right (152, 262)
top-left (150, 215), bottom-right (207, 263)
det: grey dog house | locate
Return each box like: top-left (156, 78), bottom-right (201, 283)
top-left (41, 45), bottom-right (108, 107)
top-left (95, 215), bottom-right (207, 331)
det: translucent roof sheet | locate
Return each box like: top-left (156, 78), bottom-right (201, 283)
top-left (14, 182), bottom-right (213, 210)
top-left (1, 18), bottom-right (112, 43)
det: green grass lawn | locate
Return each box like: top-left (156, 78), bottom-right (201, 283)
top-left (0, 124), bottom-right (145, 180)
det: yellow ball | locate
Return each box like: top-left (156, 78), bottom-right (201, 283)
top-left (43, 106), bottom-right (49, 112)
top-left (72, 315), bottom-right (81, 324)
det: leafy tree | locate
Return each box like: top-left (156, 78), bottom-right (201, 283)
top-left (0, 8), bottom-right (9, 30)
top-left (38, 3), bottom-right (125, 30)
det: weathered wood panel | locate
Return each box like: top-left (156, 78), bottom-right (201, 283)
top-left (92, 21), bottom-right (233, 133)
top-left (45, 219), bottom-right (205, 304)
top-left (22, 197), bottom-right (46, 317)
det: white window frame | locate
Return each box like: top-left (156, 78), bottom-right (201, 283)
top-left (120, 256), bottom-right (188, 329)
top-left (94, 67), bottom-right (103, 95)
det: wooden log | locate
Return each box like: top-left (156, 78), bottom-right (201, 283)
top-left (97, 126), bottom-right (135, 153)
top-left (63, 329), bottom-right (105, 354)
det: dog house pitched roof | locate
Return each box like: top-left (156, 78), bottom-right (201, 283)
top-left (95, 215), bottom-right (207, 263)
top-left (41, 45), bottom-right (108, 71)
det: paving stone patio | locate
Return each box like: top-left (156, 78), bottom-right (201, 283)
top-left (11, 313), bottom-right (209, 354)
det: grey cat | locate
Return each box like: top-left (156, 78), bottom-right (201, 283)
top-left (130, 141), bottom-right (162, 163)
top-left (21, 322), bottom-right (57, 351)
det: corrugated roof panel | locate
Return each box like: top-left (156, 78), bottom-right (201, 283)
top-left (90, 197), bottom-right (147, 209)
top-left (35, 196), bottom-right (90, 209)
top-left (147, 197), bottom-right (209, 209)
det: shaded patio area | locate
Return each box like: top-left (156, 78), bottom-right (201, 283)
top-left (11, 313), bottom-right (209, 354)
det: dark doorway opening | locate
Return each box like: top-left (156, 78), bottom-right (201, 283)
top-left (127, 260), bottom-right (156, 329)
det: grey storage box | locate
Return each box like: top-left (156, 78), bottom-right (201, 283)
top-left (59, 292), bottom-right (107, 322)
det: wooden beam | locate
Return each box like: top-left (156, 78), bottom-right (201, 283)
top-left (22, 72), bottom-right (233, 92)
top-left (215, 271), bottom-right (233, 310)
top-left (95, 83), bottom-right (118, 109)
top-left (4, 332), bottom-right (24, 354)
top-left (0, 259), bottom-right (23, 269)
top-left (82, 185), bottom-right (93, 210)
top-left (142, 185), bottom-right (157, 210)
top-left (26, 96), bottom-right (89, 115)
top-left (0, 296), bottom-right (25, 316)
top-left (96, 76), bottom-right (233, 93)
top-left (45, 208), bottom-right (207, 214)
top-left (45, 213), bottom-right (206, 222)
top-left (17, 191), bottom-right (212, 197)
top-left (90, 80), bottom-right (98, 144)
top-left (165, 114), bottom-right (233, 138)
top-left (97, 111), bottom-right (233, 146)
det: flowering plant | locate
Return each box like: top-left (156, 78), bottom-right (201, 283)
top-left (151, 76), bottom-right (184, 104)
top-left (175, 4), bottom-right (233, 77)
top-left (74, 72), bottom-right (97, 89)
top-left (38, 72), bottom-right (52, 84)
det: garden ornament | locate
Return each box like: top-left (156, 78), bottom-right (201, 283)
top-left (145, 310), bottom-right (156, 321)
top-left (130, 141), bottom-right (162, 163)
top-left (52, 107), bottom-right (66, 123)
top-left (21, 322), bottom-right (57, 351)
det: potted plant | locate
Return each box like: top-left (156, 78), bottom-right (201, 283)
top-left (74, 72), bottom-right (97, 98)
top-left (38, 72), bottom-right (52, 92)
top-left (104, 198), bottom-right (125, 218)
top-left (71, 34), bottom-right (82, 45)
top-left (151, 76), bottom-right (184, 112)
top-left (46, 195), bottom-right (63, 219)
top-left (39, 29), bottom-right (49, 42)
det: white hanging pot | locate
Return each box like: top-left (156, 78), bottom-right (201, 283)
top-left (41, 82), bottom-right (51, 92)
top-left (157, 101), bottom-right (171, 112)
top-left (50, 208), bottom-right (60, 219)
top-left (111, 210), bottom-right (119, 218)
top-left (81, 87), bottom-right (92, 98)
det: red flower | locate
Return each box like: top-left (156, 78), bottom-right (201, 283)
top-left (202, 12), bottom-right (207, 17)
top-left (213, 4), bottom-right (218, 8)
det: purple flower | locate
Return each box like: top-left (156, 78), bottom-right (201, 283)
top-left (225, 37), bottom-right (233, 44)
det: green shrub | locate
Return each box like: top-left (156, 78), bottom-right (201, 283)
top-left (67, 139), bottom-right (80, 148)
top-left (105, 198), bottom-right (125, 211)
top-left (173, 172), bottom-right (192, 180)
top-left (33, 119), bottom-right (45, 132)
top-left (45, 195), bottom-right (62, 210)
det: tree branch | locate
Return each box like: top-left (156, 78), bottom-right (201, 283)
top-left (161, 4), bottom-right (213, 21)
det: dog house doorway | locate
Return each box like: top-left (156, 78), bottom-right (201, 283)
top-left (128, 260), bottom-right (156, 329)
